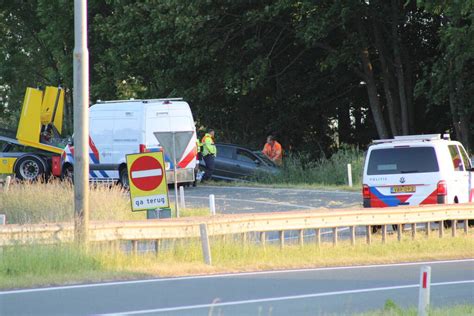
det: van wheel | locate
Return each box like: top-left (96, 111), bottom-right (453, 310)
top-left (61, 164), bottom-right (74, 183)
top-left (119, 168), bottom-right (129, 190)
top-left (371, 225), bottom-right (381, 234)
top-left (443, 220), bottom-right (452, 229)
top-left (14, 156), bottom-right (45, 181)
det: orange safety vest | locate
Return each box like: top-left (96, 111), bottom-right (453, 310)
top-left (262, 141), bottom-right (282, 165)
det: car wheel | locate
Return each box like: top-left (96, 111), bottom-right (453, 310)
top-left (14, 156), bottom-right (45, 181)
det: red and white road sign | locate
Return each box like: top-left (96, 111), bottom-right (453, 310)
top-left (129, 156), bottom-right (164, 191)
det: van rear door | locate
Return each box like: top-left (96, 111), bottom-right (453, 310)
top-left (364, 146), bottom-right (440, 207)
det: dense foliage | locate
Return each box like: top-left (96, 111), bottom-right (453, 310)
top-left (0, 0), bottom-right (472, 156)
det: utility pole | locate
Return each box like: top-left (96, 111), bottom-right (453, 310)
top-left (73, 0), bottom-right (90, 245)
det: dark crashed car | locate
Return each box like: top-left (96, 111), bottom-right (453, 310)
top-left (199, 143), bottom-right (280, 181)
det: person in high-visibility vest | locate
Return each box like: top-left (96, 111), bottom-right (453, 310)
top-left (201, 129), bottom-right (217, 181)
top-left (262, 135), bottom-right (283, 166)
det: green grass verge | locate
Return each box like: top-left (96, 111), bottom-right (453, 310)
top-left (359, 299), bottom-right (474, 315)
top-left (1, 234), bottom-right (472, 290)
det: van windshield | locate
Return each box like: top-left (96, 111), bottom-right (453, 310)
top-left (367, 147), bottom-right (439, 175)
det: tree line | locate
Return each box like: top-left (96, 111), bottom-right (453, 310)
top-left (0, 0), bottom-right (472, 156)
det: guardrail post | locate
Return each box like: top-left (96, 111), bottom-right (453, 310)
top-left (279, 231), bottom-right (285, 249)
top-left (464, 220), bottom-right (469, 235)
top-left (333, 227), bottom-right (338, 246)
top-left (131, 240), bottom-right (138, 255)
top-left (411, 223), bottom-right (416, 240)
top-left (315, 228), bottom-right (321, 247)
top-left (199, 223), bottom-right (212, 265)
top-left (418, 266), bottom-right (431, 316)
top-left (347, 164), bottom-right (353, 187)
top-left (179, 186), bottom-right (186, 209)
top-left (298, 229), bottom-right (304, 247)
top-left (426, 222), bottom-right (430, 238)
top-left (397, 224), bottom-right (402, 241)
top-left (209, 194), bottom-right (216, 216)
top-left (350, 226), bottom-right (356, 246)
top-left (451, 220), bottom-right (457, 237)
top-left (439, 221), bottom-right (444, 238)
top-left (154, 239), bottom-right (161, 255)
top-left (260, 232), bottom-right (266, 248)
top-left (3, 176), bottom-right (11, 193)
top-left (382, 225), bottom-right (387, 244)
top-left (0, 214), bottom-right (5, 225)
top-left (241, 233), bottom-right (247, 245)
top-left (366, 226), bottom-right (372, 245)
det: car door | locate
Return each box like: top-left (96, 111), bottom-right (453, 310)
top-left (213, 145), bottom-right (236, 179)
top-left (448, 145), bottom-right (469, 203)
top-left (235, 148), bottom-right (259, 178)
top-left (458, 145), bottom-right (473, 203)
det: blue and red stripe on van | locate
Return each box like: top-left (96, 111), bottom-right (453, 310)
top-left (363, 186), bottom-right (444, 208)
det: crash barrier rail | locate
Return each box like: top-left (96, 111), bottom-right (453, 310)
top-left (0, 203), bottom-right (472, 264)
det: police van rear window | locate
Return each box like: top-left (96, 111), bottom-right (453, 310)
top-left (367, 147), bottom-right (439, 175)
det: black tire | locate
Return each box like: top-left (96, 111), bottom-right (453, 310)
top-left (14, 156), bottom-right (45, 181)
top-left (371, 225), bottom-right (381, 234)
top-left (443, 220), bottom-right (452, 229)
top-left (391, 224), bottom-right (400, 232)
top-left (61, 164), bottom-right (74, 183)
top-left (119, 168), bottom-right (129, 190)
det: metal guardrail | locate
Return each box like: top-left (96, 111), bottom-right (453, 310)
top-left (0, 203), bottom-right (472, 247)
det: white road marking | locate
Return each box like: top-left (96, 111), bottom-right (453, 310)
top-left (1, 259), bottom-right (472, 295)
top-left (131, 169), bottom-right (162, 178)
top-left (185, 195), bottom-right (315, 209)
top-left (100, 280), bottom-right (474, 315)
top-left (199, 185), bottom-right (361, 195)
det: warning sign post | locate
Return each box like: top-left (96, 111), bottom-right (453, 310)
top-left (126, 152), bottom-right (170, 211)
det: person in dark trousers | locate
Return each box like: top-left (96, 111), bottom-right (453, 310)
top-left (201, 129), bottom-right (216, 182)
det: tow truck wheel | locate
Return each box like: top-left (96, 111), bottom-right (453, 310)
top-left (15, 156), bottom-right (45, 181)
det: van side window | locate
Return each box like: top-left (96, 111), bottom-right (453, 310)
top-left (459, 146), bottom-right (472, 170)
top-left (448, 145), bottom-right (463, 171)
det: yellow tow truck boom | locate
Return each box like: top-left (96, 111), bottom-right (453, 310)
top-left (0, 86), bottom-right (67, 180)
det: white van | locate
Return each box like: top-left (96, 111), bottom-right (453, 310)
top-left (362, 134), bottom-right (473, 208)
top-left (62, 98), bottom-right (198, 185)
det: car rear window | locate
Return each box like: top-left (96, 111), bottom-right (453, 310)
top-left (367, 147), bottom-right (439, 175)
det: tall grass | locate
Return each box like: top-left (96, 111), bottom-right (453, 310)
top-left (0, 180), bottom-right (144, 224)
top-left (256, 145), bottom-right (364, 186)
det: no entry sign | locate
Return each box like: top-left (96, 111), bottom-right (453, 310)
top-left (130, 156), bottom-right (164, 191)
top-left (126, 152), bottom-right (169, 211)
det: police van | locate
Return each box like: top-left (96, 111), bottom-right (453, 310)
top-left (62, 98), bottom-right (198, 186)
top-left (362, 134), bottom-right (474, 208)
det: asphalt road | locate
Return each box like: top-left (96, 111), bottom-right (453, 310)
top-left (171, 185), bottom-right (361, 213)
top-left (1, 259), bottom-right (472, 315)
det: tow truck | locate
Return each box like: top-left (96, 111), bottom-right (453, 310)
top-left (0, 86), bottom-right (67, 181)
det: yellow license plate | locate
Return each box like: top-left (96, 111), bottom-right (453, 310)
top-left (391, 186), bottom-right (415, 193)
